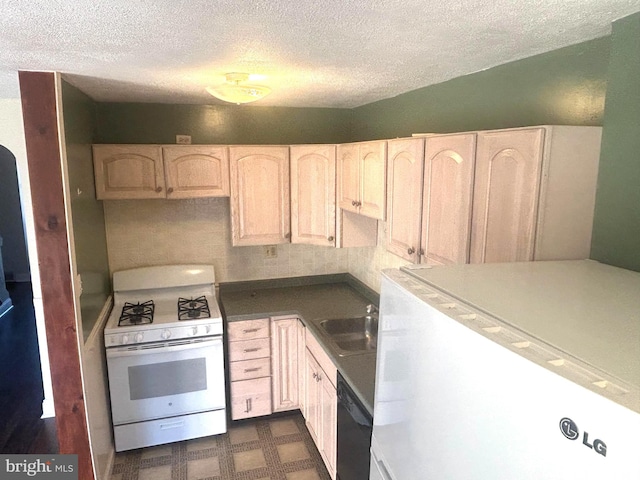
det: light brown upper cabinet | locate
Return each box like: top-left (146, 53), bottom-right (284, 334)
top-left (386, 138), bottom-right (425, 262)
top-left (421, 133), bottom-right (477, 265)
top-left (162, 146), bottom-right (229, 198)
top-left (470, 126), bottom-right (602, 263)
top-left (337, 141), bottom-right (387, 220)
top-left (93, 145), bottom-right (165, 200)
top-left (229, 146), bottom-right (290, 246)
top-left (290, 145), bottom-right (336, 247)
top-left (93, 144), bottom-right (230, 200)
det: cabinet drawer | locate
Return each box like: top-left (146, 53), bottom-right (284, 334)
top-left (230, 357), bottom-right (271, 381)
top-left (228, 337), bottom-right (271, 362)
top-left (231, 377), bottom-right (272, 420)
top-left (227, 318), bottom-right (270, 341)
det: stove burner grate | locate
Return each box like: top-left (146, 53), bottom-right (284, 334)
top-left (119, 300), bottom-right (155, 326)
top-left (178, 296), bottom-right (210, 320)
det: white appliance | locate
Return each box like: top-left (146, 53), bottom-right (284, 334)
top-left (104, 264), bottom-right (226, 452)
top-left (370, 260), bottom-right (640, 480)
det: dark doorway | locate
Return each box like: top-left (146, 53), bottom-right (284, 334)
top-left (0, 145), bottom-right (57, 453)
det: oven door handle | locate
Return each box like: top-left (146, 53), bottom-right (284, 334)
top-left (106, 337), bottom-right (222, 358)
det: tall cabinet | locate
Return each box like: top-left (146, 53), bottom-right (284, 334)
top-left (290, 145), bottom-right (336, 246)
top-left (386, 138), bottom-right (425, 262)
top-left (421, 133), bottom-right (477, 265)
top-left (229, 146), bottom-right (290, 246)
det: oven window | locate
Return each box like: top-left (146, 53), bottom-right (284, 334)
top-left (128, 358), bottom-right (207, 400)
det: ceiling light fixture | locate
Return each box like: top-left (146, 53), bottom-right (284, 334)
top-left (206, 73), bottom-right (271, 105)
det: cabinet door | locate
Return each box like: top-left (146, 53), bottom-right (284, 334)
top-left (359, 141), bottom-right (387, 220)
top-left (470, 128), bottom-right (544, 263)
top-left (320, 373), bottom-right (337, 479)
top-left (386, 138), bottom-right (424, 262)
top-left (162, 146), bottom-right (229, 198)
top-left (421, 133), bottom-right (476, 265)
top-left (337, 143), bottom-right (360, 213)
top-left (93, 145), bottom-right (165, 199)
top-left (290, 145), bottom-right (336, 246)
top-left (304, 350), bottom-right (322, 443)
top-left (271, 317), bottom-right (299, 412)
top-left (229, 146), bottom-right (290, 246)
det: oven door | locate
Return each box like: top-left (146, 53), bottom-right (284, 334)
top-left (106, 336), bottom-right (225, 425)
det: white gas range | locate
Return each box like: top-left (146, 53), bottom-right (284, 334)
top-left (104, 264), bottom-right (227, 452)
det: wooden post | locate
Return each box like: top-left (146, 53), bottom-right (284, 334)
top-left (18, 71), bottom-right (94, 480)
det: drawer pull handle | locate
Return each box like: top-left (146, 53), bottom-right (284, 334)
top-left (244, 367), bottom-right (260, 373)
top-left (245, 398), bottom-right (252, 413)
top-left (243, 328), bottom-right (259, 333)
top-left (244, 348), bottom-right (260, 353)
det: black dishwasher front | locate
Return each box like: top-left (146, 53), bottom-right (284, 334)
top-left (336, 372), bottom-right (372, 480)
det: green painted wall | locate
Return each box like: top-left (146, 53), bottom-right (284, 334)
top-left (95, 103), bottom-right (353, 145)
top-left (61, 80), bottom-right (111, 340)
top-left (590, 13), bottom-right (640, 271)
top-left (351, 37), bottom-right (610, 140)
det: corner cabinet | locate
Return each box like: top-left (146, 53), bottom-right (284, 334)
top-left (386, 138), bottom-right (425, 262)
top-left (290, 145), bottom-right (336, 246)
top-left (229, 146), bottom-right (290, 246)
top-left (92, 144), bottom-right (230, 200)
top-left (337, 141), bottom-right (387, 220)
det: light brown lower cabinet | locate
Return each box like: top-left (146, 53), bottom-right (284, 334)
top-left (228, 318), bottom-right (273, 420)
top-left (271, 316), bottom-right (299, 412)
top-left (227, 316), bottom-right (338, 479)
top-left (304, 349), bottom-right (337, 479)
top-left (304, 329), bottom-right (338, 479)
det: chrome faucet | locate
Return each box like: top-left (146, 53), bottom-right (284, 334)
top-left (366, 304), bottom-right (379, 315)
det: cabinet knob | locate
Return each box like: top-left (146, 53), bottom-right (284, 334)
top-left (407, 247), bottom-right (416, 255)
top-left (352, 200), bottom-right (356, 206)
top-left (167, 187), bottom-right (174, 194)
top-left (155, 186), bottom-right (163, 193)
top-left (356, 201), bottom-right (362, 207)
top-left (285, 232), bottom-right (291, 239)
top-left (328, 236), bottom-right (334, 242)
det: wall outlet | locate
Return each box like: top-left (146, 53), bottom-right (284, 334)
top-left (176, 134), bottom-right (192, 144)
top-left (264, 245), bottom-right (278, 258)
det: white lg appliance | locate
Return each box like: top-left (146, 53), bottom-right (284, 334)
top-left (104, 264), bottom-right (226, 452)
top-left (370, 260), bottom-right (640, 479)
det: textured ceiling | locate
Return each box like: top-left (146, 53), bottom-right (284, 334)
top-left (1, 0), bottom-right (640, 108)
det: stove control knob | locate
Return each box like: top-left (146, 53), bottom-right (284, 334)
top-left (121, 334), bottom-right (129, 345)
top-left (189, 326), bottom-right (198, 336)
top-left (204, 325), bottom-right (211, 334)
top-left (135, 333), bottom-right (144, 343)
top-left (161, 330), bottom-right (171, 340)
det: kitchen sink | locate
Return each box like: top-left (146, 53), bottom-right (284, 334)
top-left (318, 315), bottom-right (378, 356)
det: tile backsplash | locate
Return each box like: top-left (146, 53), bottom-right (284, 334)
top-left (104, 198), bottom-right (408, 291)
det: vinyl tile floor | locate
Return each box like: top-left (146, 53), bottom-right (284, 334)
top-left (110, 412), bottom-right (332, 480)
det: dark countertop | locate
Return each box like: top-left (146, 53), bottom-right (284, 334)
top-left (219, 274), bottom-right (378, 415)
